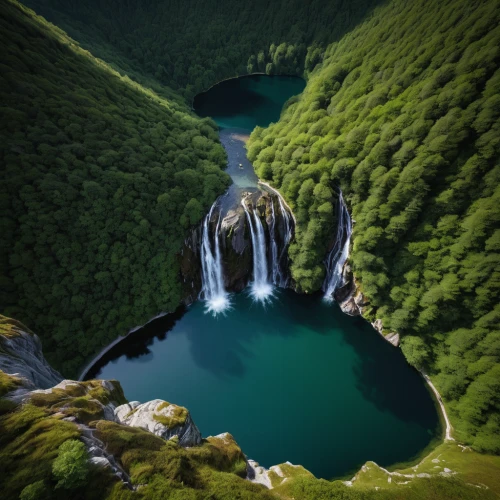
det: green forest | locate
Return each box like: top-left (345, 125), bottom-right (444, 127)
top-left (1, 0), bottom-right (500, 497)
top-left (248, 0), bottom-right (500, 453)
top-left (0, 0), bottom-right (230, 376)
top-left (23, 0), bottom-right (384, 98)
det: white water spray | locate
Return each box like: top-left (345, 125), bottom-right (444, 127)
top-left (242, 198), bottom-right (274, 303)
top-left (323, 192), bottom-right (352, 302)
top-left (200, 202), bottom-right (230, 314)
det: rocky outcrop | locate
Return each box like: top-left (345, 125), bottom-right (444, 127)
top-left (333, 268), bottom-right (400, 347)
top-left (115, 399), bottom-right (202, 447)
top-left (179, 226), bottom-right (203, 304)
top-left (220, 208), bottom-right (252, 291)
top-left (180, 188), bottom-right (294, 295)
top-left (334, 265), bottom-right (364, 317)
top-left (11, 378), bottom-right (125, 418)
top-left (371, 319), bottom-right (400, 347)
top-left (247, 459), bottom-right (313, 489)
top-left (0, 315), bottom-right (63, 391)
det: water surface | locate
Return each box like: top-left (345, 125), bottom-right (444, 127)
top-left (89, 291), bottom-right (440, 478)
top-left (195, 75), bottom-right (305, 213)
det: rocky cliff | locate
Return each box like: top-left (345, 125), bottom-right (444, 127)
top-left (334, 265), bottom-right (400, 347)
top-left (115, 399), bottom-right (202, 447)
top-left (0, 315), bottom-right (63, 392)
top-left (0, 315), bottom-right (301, 499)
top-left (180, 188), bottom-right (294, 300)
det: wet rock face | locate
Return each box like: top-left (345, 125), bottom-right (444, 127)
top-left (180, 189), bottom-right (294, 296)
top-left (115, 399), bottom-right (202, 447)
top-left (335, 265), bottom-right (362, 317)
top-left (179, 226), bottom-right (203, 304)
top-left (0, 316), bottom-right (63, 391)
top-left (220, 208), bottom-right (252, 291)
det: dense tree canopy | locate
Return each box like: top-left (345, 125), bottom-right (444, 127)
top-left (0, 0), bottom-right (230, 376)
top-left (248, 0), bottom-right (500, 453)
top-left (23, 0), bottom-right (384, 99)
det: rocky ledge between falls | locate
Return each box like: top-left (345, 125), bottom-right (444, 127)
top-left (180, 188), bottom-right (293, 298)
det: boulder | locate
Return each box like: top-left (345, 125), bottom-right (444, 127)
top-left (114, 399), bottom-right (201, 447)
top-left (220, 208), bottom-right (252, 291)
top-left (385, 332), bottom-right (400, 347)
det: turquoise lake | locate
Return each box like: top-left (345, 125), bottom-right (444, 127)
top-left (88, 75), bottom-right (440, 479)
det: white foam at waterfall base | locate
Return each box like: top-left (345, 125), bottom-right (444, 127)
top-left (205, 294), bottom-right (231, 315)
top-left (249, 281), bottom-right (275, 304)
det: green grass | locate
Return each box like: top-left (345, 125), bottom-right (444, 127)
top-left (348, 442), bottom-right (500, 497)
top-left (0, 370), bottom-right (21, 398)
top-left (0, 404), bottom-right (80, 499)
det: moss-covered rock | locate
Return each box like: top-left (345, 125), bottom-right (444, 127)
top-left (27, 379), bottom-right (125, 424)
top-left (0, 315), bottom-right (62, 391)
top-left (115, 399), bottom-right (202, 446)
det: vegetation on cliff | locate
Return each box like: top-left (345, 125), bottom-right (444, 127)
top-left (0, 0), bottom-right (230, 376)
top-left (1, 316), bottom-right (499, 499)
top-left (2, 365), bottom-right (499, 499)
top-left (248, 0), bottom-right (500, 453)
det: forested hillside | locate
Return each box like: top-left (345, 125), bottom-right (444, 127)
top-left (248, 0), bottom-right (500, 453)
top-left (0, 0), bottom-right (230, 376)
top-left (23, 0), bottom-right (383, 98)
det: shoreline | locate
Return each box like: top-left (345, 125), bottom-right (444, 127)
top-left (191, 72), bottom-right (303, 110)
top-left (77, 311), bottom-right (169, 381)
top-left (421, 371), bottom-right (454, 441)
top-left (76, 127), bottom-right (454, 483)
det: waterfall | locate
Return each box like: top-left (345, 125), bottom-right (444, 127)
top-left (323, 192), bottom-right (352, 302)
top-left (242, 198), bottom-right (273, 303)
top-left (269, 197), bottom-right (293, 287)
top-left (269, 201), bottom-right (280, 285)
top-left (200, 201), bottom-right (230, 314)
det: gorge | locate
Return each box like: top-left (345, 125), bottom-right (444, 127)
top-left (2, 0), bottom-right (499, 497)
top-left (85, 75), bottom-right (441, 479)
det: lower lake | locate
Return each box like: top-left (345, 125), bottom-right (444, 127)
top-left (88, 290), bottom-right (440, 479)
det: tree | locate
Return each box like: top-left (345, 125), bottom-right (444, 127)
top-left (401, 336), bottom-right (430, 370)
top-left (19, 481), bottom-right (49, 500)
top-left (52, 440), bottom-right (89, 489)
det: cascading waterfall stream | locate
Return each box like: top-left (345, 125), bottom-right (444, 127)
top-left (242, 198), bottom-right (274, 302)
top-left (269, 201), bottom-right (280, 285)
top-left (276, 196), bottom-right (293, 287)
top-left (323, 192), bottom-right (352, 302)
top-left (269, 197), bottom-right (293, 287)
top-left (200, 201), bottom-right (230, 314)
